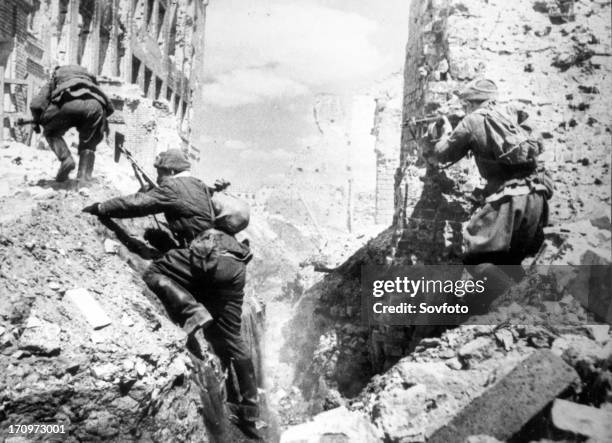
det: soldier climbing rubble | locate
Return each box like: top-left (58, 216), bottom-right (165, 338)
top-left (423, 79), bottom-right (555, 311)
top-left (28, 65), bottom-right (114, 185)
top-left (81, 149), bottom-right (264, 439)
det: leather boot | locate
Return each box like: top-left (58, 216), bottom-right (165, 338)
top-left (230, 358), bottom-right (264, 440)
top-left (466, 263), bottom-right (515, 314)
top-left (144, 273), bottom-right (213, 337)
top-left (77, 149), bottom-right (95, 184)
top-left (46, 136), bottom-right (75, 182)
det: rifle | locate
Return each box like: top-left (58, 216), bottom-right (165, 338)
top-left (395, 113), bottom-right (466, 190)
top-left (114, 132), bottom-right (157, 189)
top-left (113, 131), bottom-right (162, 230)
top-left (16, 117), bottom-right (41, 133)
top-left (16, 118), bottom-right (36, 126)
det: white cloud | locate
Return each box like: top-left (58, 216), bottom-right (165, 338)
top-left (223, 139), bottom-right (251, 151)
top-left (203, 68), bottom-right (308, 107)
top-left (202, 1), bottom-right (383, 107)
top-left (238, 146), bottom-right (293, 161)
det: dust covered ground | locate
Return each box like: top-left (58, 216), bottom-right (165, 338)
top-left (0, 141), bottom-right (270, 442)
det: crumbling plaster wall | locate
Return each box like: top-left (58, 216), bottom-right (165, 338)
top-left (281, 0), bottom-right (612, 412)
top-left (372, 74), bottom-right (404, 226)
top-left (394, 0), bottom-right (612, 263)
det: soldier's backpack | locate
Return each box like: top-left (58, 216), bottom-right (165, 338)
top-left (474, 106), bottom-right (541, 172)
top-left (211, 192), bottom-right (250, 235)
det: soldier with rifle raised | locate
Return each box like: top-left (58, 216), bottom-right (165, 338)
top-left (423, 79), bottom-right (554, 309)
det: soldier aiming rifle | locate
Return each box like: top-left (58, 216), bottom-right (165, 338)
top-left (422, 79), bottom-right (554, 310)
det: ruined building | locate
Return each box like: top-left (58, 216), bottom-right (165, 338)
top-left (0, 0), bottom-right (208, 166)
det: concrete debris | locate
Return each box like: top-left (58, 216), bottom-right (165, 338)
top-left (78, 187), bottom-right (91, 197)
top-left (104, 238), bottom-right (121, 254)
top-left (428, 351), bottom-right (579, 442)
top-left (458, 337), bottom-right (495, 364)
top-left (280, 406), bottom-right (380, 443)
top-left (446, 357), bottom-right (463, 370)
top-left (65, 288), bottom-right (112, 330)
top-left (551, 398), bottom-right (612, 441)
top-left (585, 324), bottom-right (610, 343)
top-left (18, 318), bottom-right (61, 356)
top-left (494, 329), bottom-right (514, 351)
top-left (91, 363), bottom-right (120, 381)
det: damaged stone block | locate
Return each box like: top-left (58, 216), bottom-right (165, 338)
top-left (428, 350), bottom-right (579, 442)
top-left (551, 398), bottom-right (612, 441)
top-left (65, 288), bottom-right (112, 330)
top-left (280, 406), bottom-right (380, 443)
top-left (18, 316), bottom-right (61, 357)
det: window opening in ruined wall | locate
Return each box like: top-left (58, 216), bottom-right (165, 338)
top-left (131, 55), bottom-right (140, 84)
top-left (157, 3), bottom-right (166, 40)
top-left (144, 65), bottom-right (152, 96)
top-left (155, 76), bottom-right (162, 100)
top-left (167, 8), bottom-right (177, 56)
top-left (76, 0), bottom-right (94, 66)
top-left (145, 0), bottom-right (155, 29)
top-left (98, 1), bottom-right (112, 75)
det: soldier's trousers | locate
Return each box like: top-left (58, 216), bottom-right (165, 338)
top-left (41, 98), bottom-right (106, 152)
top-left (143, 248), bottom-right (251, 363)
top-left (463, 191), bottom-right (549, 266)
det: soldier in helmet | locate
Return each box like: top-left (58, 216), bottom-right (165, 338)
top-left (82, 149), bottom-right (262, 439)
top-left (29, 65), bottom-right (113, 184)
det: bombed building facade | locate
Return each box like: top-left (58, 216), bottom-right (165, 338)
top-left (0, 0), bottom-right (207, 165)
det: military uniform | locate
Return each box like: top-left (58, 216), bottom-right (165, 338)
top-left (432, 101), bottom-right (553, 266)
top-left (30, 65), bottom-right (113, 183)
top-left (84, 150), bottom-right (261, 437)
top-left (97, 173), bottom-right (252, 359)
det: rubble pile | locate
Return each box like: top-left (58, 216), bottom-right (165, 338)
top-left (278, 210), bottom-right (611, 441)
top-left (278, 0), bottom-right (611, 440)
top-left (0, 143), bottom-right (257, 442)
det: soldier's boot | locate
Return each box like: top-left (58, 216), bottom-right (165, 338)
top-left (144, 273), bottom-right (213, 358)
top-left (229, 358), bottom-right (265, 440)
top-left (46, 136), bottom-right (75, 182)
top-left (466, 263), bottom-right (515, 314)
top-left (77, 149), bottom-right (95, 185)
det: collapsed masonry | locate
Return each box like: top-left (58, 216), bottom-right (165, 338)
top-left (279, 0), bottom-right (611, 440)
top-left (0, 153), bottom-right (271, 441)
top-left (379, 0), bottom-right (612, 366)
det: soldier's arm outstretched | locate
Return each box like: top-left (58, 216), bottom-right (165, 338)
top-left (83, 185), bottom-right (177, 219)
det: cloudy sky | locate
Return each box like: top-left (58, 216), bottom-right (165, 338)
top-left (193, 0), bottom-right (410, 189)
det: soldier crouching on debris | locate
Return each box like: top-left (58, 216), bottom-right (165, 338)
top-left (29, 65), bottom-right (114, 184)
top-left (81, 149), bottom-right (262, 439)
top-left (424, 79), bottom-right (554, 309)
